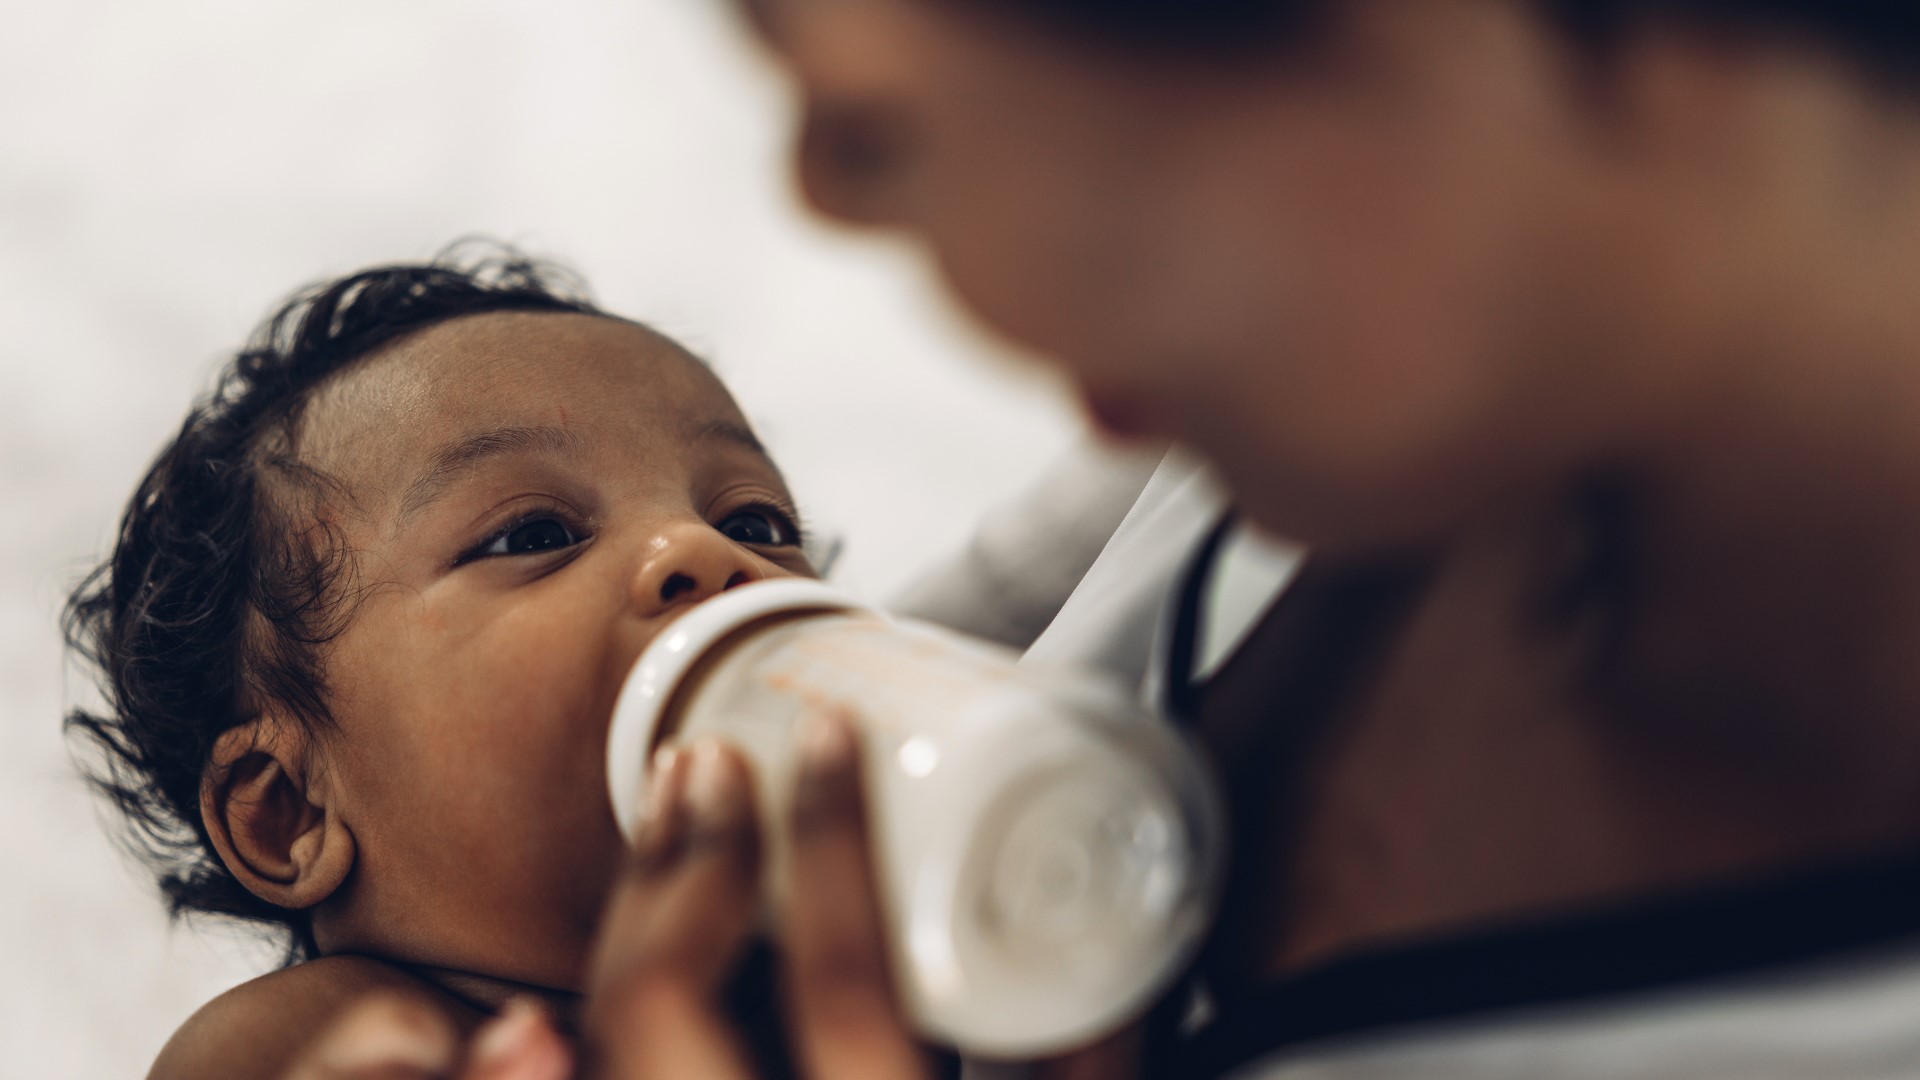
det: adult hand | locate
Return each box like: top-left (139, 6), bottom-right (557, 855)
top-left (581, 710), bottom-right (930, 1079)
top-left (276, 993), bottom-right (572, 1080)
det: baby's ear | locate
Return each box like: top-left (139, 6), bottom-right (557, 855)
top-left (200, 717), bottom-right (355, 910)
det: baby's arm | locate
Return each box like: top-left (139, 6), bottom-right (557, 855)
top-left (149, 955), bottom-right (477, 1080)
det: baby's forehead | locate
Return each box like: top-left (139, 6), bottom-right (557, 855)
top-left (295, 310), bottom-right (741, 506)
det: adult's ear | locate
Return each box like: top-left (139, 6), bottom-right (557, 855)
top-left (200, 717), bottom-right (355, 910)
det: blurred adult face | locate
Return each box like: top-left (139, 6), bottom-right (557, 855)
top-left (740, 0), bottom-right (1655, 543)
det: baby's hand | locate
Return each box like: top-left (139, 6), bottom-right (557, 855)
top-left (580, 713), bottom-right (929, 1079)
top-left (278, 994), bottom-right (571, 1080)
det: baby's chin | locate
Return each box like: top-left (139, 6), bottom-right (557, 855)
top-left (431, 829), bottom-right (630, 994)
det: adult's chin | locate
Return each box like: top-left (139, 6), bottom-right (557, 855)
top-left (1078, 381), bottom-right (1166, 443)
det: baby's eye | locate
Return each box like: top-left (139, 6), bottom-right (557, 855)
top-left (478, 516), bottom-right (584, 558)
top-left (717, 507), bottom-right (796, 547)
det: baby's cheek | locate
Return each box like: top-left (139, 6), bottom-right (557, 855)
top-left (448, 680), bottom-right (581, 760)
top-left (459, 660), bottom-right (604, 781)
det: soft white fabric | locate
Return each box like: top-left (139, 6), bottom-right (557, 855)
top-left (1019, 447), bottom-right (1219, 684)
top-left (1190, 522), bottom-right (1306, 683)
top-left (891, 441), bottom-right (1167, 653)
top-left (893, 440), bottom-right (1302, 694)
top-left (1134, 510), bottom-right (1304, 713)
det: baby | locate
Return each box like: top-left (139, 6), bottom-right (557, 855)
top-left (65, 249), bottom-right (820, 1076)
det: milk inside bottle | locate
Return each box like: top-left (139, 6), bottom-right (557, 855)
top-left (606, 578), bottom-right (1222, 1057)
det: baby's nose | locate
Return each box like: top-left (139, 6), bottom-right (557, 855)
top-left (630, 522), bottom-right (765, 618)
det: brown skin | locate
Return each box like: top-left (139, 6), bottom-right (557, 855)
top-left (244, 1), bottom-right (1920, 1075)
top-left (154, 311), bottom-right (816, 1078)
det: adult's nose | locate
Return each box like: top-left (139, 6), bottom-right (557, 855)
top-left (629, 521), bottom-right (767, 619)
top-left (796, 100), bottom-right (912, 229)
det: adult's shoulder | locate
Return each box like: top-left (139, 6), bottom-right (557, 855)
top-left (148, 954), bottom-right (467, 1080)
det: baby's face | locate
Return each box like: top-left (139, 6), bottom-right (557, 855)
top-left (291, 311), bottom-right (812, 988)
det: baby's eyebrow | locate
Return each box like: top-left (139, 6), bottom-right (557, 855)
top-left (397, 424), bottom-right (585, 523)
top-left (688, 419), bottom-right (789, 481)
top-left (688, 419), bottom-right (766, 455)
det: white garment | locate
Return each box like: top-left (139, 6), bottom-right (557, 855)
top-left (895, 440), bottom-right (1301, 696)
top-left (891, 441), bottom-right (1168, 656)
top-left (1019, 448), bottom-right (1224, 681)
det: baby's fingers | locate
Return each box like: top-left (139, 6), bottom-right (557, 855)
top-left (283, 993), bottom-right (459, 1080)
top-left (584, 739), bottom-right (764, 1079)
top-left (781, 710), bottom-right (929, 1080)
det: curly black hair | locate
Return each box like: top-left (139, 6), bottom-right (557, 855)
top-left (64, 245), bottom-right (601, 961)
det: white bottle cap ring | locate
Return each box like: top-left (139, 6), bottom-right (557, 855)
top-left (606, 578), bottom-right (869, 840)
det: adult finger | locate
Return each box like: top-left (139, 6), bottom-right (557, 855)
top-left (780, 709), bottom-right (928, 1080)
top-left (584, 739), bottom-right (764, 1079)
top-left (460, 999), bottom-right (572, 1080)
top-left (1034, 1023), bottom-right (1143, 1080)
top-left (282, 992), bottom-right (459, 1080)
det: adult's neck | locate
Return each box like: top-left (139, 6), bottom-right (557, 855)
top-left (1264, 415), bottom-right (1920, 977)
top-left (1263, 119), bottom-right (1920, 979)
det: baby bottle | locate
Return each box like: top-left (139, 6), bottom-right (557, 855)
top-left (605, 578), bottom-right (1223, 1058)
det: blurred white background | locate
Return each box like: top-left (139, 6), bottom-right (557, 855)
top-left (0, 1), bottom-right (1082, 1073)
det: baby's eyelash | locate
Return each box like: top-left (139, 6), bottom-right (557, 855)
top-left (454, 506), bottom-right (591, 566)
top-left (716, 501), bottom-right (808, 548)
top-left (775, 495), bottom-right (809, 537)
top-left (763, 501), bottom-right (809, 547)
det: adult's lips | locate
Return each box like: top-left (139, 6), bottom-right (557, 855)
top-left (1080, 383), bottom-right (1161, 442)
